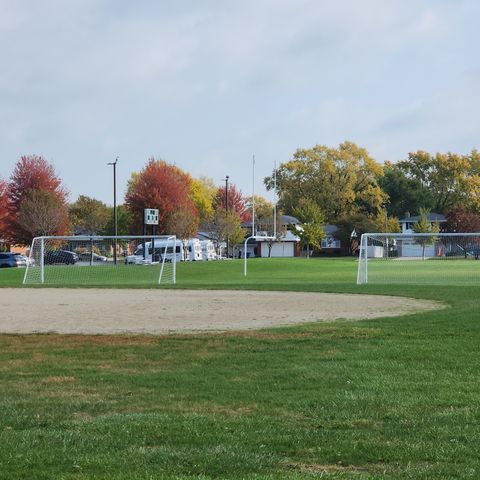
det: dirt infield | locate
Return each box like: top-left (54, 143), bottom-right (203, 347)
top-left (0, 288), bottom-right (442, 334)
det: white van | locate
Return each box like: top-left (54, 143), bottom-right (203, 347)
top-left (184, 239), bottom-right (203, 261)
top-left (200, 240), bottom-right (217, 261)
top-left (125, 239), bottom-right (184, 264)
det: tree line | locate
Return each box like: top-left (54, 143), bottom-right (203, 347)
top-left (2, 142), bottom-right (480, 251)
top-left (0, 156), bottom-right (254, 254)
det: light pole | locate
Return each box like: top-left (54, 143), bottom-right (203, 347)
top-left (222, 176), bottom-right (229, 258)
top-left (108, 157), bottom-right (118, 264)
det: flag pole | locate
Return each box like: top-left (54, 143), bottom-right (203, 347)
top-left (252, 154), bottom-right (255, 236)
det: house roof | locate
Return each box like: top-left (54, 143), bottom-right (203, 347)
top-left (324, 224), bottom-right (339, 235)
top-left (399, 213), bottom-right (446, 223)
top-left (256, 230), bottom-right (300, 242)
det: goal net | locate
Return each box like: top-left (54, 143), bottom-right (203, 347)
top-left (357, 233), bottom-right (480, 285)
top-left (23, 235), bottom-right (177, 286)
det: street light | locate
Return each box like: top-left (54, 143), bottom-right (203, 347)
top-left (108, 157), bottom-right (118, 264)
top-left (222, 176), bottom-right (229, 258)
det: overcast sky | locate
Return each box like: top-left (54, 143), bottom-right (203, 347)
top-left (1, 0), bottom-right (479, 205)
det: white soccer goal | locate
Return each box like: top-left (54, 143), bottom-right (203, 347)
top-left (357, 232), bottom-right (480, 285)
top-left (23, 235), bottom-right (177, 286)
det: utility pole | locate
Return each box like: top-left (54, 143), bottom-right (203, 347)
top-left (108, 157), bottom-right (118, 264)
top-left (223, 176), bottom-right (229, 258)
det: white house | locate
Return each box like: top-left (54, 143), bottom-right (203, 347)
top-left (398, 212), bottom-right (446, 257)
top-left (399, 212), bottom-right (446, 234)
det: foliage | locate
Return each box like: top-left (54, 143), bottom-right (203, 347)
top-left (167, 207), bottom-right (200, 245)
top-left (69, 195), bottom-right (110, 235)
top-left (16, 190), bottom-right (68, 242)
top-left (412, 208), bottom-right (440, 260)
top-left (6, 155), bottom-right (69, 245)
top-left (103, 205), bottom-right (132, 236)
top-left (396, 150), bottom-right (480, 214)
top-left (0, 179), bottom-right (10, 238)
top-left (379, 161), bottom-right (434, 218)
top-left (205, 209), bottom-right (246, 256)
top-left (245, 195), bottom-right (273, 224)
top-left (189, 176), bottom-right (217, 226)
top-left (445, 207), bottom-right (480, 233)
top-left (8, 155), bottom-right (68, 211)
top-left (335, 213), bottom-right (379, 255)
top-left (265, 141), bottom-right (387, 222)
top-left (292, 198), bottom-right (325, 258)
top-left (125, 159), bottom-right (197, 234)
top-left (215, 183), bottom-right (251, 223)
top-left (372, 210), bottom-right (401, 234)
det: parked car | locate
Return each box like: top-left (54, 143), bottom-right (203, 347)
top-left (12, 253), bottom-right (34, 266)
top-left (0, 253), bottom-right (28, 268)
top-left (44, 250), bottom-right (79, 265)
top-left (77, 252), bottom-right (108, 262)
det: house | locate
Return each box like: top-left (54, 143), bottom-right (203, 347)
top-left (321, 225), bottom-right (343, 254)
top-left (398, 212), bottom-right (446, 257)
top-left (399, 212), bottom-right (446, 234)
top-left (255, 230), bottom-right (302, 258)
top-left (238, 215), bottom-right (302, 258)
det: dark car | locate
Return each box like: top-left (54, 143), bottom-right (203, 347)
top-left (44, 250), bottom-right (79, 265)
top-left (0, 253), bottom-right (28, 268)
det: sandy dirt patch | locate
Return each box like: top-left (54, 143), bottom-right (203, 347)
top-left (0, 288), bottom-right (442, 335)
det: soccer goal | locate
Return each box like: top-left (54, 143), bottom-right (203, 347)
top-left (357, 232), bottom-right (480, 285)
top-left (23, 235), bottom-right (177, 286)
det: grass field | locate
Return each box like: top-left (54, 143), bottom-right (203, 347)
top-left (1, 258), bottom-right (480, 479)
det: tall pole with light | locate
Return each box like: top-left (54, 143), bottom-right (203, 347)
top-left (222, 176), bottom-right (229, 258)
top-left (108, 157), bottom-right (119, 264)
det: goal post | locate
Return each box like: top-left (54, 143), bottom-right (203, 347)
top-left (357, 232), bottom-right (480, 285)
top-left (23, 235), bottom-right (177, 286)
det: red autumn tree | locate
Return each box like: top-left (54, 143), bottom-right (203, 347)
top-left (7, 155), bottom-right (69, 245)
top-left (0, 179), bottom-right (10, 239)
top-left (445, 207), bottom-right (480, 233)
top-left (9, 155), bottom-right (68, 210)
top-left (125, 159), bottom-right (198, 234)
top-left (215, 183), bottom-right (251, 222)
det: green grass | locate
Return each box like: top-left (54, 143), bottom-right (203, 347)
top-left (1, 258), bottom-right (480, 479)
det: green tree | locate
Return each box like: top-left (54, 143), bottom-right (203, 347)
top-left (379, 162), bottom-right (434, 218)
top-left (412, 208), bottom-right (440, 260)
top-left (335, 213), bottom-right (379, 255)
top-left (265, 141), bottom-right (386, 222)
top-left (69, 195), bottom-right (110, 235)
top-left (103, 205), bottom-right (132, 236)
top-left (292, 198), bottom-right (325, 258)
top-left (206, 210), bottom-right (246, 257)
top-left (396, 150), bottom-right (480, 214)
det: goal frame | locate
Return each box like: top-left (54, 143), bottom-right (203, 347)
top-left (23, 235), bottom-right (177, 285)
top-left (357, 232), bottom-right (480, 285)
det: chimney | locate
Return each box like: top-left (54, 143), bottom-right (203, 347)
top-left (405, 211), bottom-right (410, 218)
